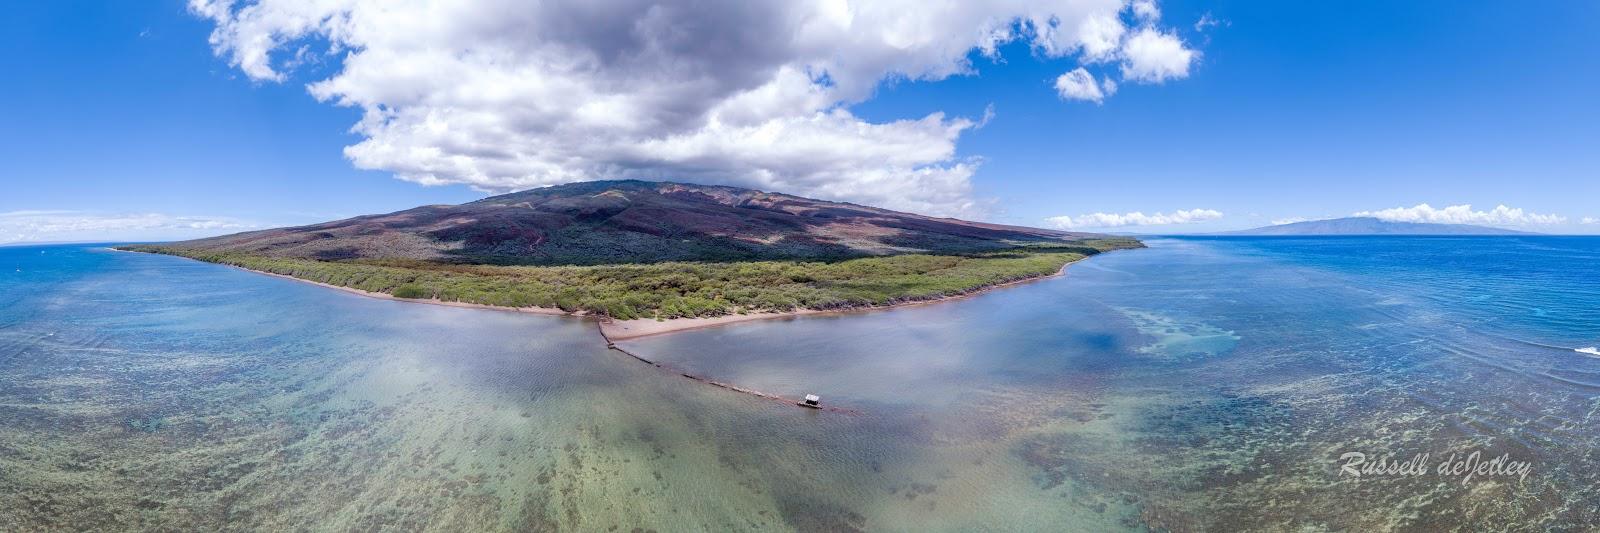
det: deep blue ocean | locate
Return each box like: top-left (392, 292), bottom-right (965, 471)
top-left (2, 237), bottom-right (1597, 530)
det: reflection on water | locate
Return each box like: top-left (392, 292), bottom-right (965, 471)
top-left (2, 238), bottom-right (1598, 530)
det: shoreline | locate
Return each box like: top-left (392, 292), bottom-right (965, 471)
top-left (597, 253), bottom-right (1109, 340)
top-left (112, 248), bottom-right (576, 317)
top-left (117, 247), bottom-right (1123, 339)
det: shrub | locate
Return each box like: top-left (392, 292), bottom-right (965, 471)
top-left (391, 284), bottom-right (429, 299)
top-left (119, 239), bottom-right (1141, 319)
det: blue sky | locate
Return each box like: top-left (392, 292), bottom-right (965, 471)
top-left (3, 0), bottom-right (1598, 243)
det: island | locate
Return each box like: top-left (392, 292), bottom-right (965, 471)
top-left (119, 180), bottom-right (1140, 338)
top-left (1218, 217), bottom-right (1536, 236)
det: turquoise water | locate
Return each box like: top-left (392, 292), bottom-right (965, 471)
top-left (2, 238), bottom-right (1598, 530)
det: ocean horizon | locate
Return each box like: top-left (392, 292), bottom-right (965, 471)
top-left (4, 236), bottom-right (1596, 530)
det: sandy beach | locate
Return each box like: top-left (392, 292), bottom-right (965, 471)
top-left (593, 254), bottom-right (1106, 340)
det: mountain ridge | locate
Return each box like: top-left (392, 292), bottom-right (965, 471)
top-left (169, 180), bottom-right (1103, 265)
top-left (118, 181), bottom-right (1139, 322)
top-left (1218, 217), bottom-right (1536, 236)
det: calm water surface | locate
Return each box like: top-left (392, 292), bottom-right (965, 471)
top-left (2, 238), bottom-right (1597, 531)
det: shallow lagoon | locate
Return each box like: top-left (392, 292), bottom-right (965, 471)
top-left (2, 238), bottom-right (1597, 530)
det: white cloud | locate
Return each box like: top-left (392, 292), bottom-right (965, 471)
top-left (1054, 67), bottom-right (1108, 103)
top-left (190, 0), bottom-right (1198, 217)
top-left (1271, 217), bottom-right (1309, 225)
top-left (1120, 28), bottom-right (1196, 83)
top-left (1046, 208), bottom-right (1222, 229)
top-left (1130, 0), bottom-right (1160, 21)
top-left (1353, 204), bottom-right (1566, 226)
top-left (1581, 217), bottom-right (1597, 225)
top-left (0, 211), bottom-right (257, 244)
top-left (1194, 12), bottom-right (1223, 32)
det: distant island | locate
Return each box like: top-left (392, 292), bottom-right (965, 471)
top-left (1218, 217), bottom-right (1536, 236)
top-left (120, 180), bottom-right (1139, 337)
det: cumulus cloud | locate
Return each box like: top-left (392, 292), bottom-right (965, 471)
top-left (190, 0), bottom-right (1198, 217)
top-left (1046, 208), bottom-right (1222, 229)
top-left (1054, 67), bottom-right (1109, 103)
top-left (1580, 217), bottom-right (1597, 225)
top-left (1130, 0), bottom-right (1160, 21)
top-left (1271, 217), bottom-right (1309, 226)
top-left (1353, 204), bottom-right (1566, 226)
top-left (1120, 27), bottom-right (1196, 83)
top-left (0, 211), bottom-right (257, 244)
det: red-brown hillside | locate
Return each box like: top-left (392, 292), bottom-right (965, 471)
top-left (170, 180), bottom-right (1101, 265)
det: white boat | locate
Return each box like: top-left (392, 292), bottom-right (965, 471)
top-left (1577, 347), bottom-right (1600, 357)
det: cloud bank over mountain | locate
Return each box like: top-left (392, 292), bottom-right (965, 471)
top-left (1353, 204), bottom-right (1566, 226)
top-left (191, 0), bottom-right (1199, 216)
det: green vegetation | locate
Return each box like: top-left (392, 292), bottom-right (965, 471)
top-left (390, 284), bottom-right (429, 299)
top-left (118, 239), bottom-right (1140, 320)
